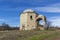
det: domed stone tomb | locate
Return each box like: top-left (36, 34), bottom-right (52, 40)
top-left (20, 9), bottom-right (46, 30)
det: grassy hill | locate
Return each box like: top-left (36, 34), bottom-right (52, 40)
top-left (0, 30), bottom-right (60, 40)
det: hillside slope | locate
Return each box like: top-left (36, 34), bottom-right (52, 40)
top-left (0, 30), bottom-right (60, 40)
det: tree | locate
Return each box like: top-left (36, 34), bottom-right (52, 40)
top-left (1, 22), bottom-right (10, 30)
top-left (46, 21), bottom-right (52, 30)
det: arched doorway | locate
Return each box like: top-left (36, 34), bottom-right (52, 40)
top-left (36, 16), bottom-right (46, 30)
top-left (39, 20), bottom-right (44, 25)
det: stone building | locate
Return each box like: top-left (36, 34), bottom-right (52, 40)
top-left (20, 9), bottom-right (46, 30)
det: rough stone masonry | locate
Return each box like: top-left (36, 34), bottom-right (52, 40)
top-left (20, 9), bottom-right (46, 30)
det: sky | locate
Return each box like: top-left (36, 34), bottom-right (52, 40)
top-left (0, 0), bottom-right (60, 27)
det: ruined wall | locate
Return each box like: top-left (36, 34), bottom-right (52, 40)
top-left (20, 13), bottom-right (28, 30)
top-left (20, 9), bottom-right (46, 30)
top-left (27, 12), bottom-right (37, 30)
top-left (20, 12), bottom-right (38, 30)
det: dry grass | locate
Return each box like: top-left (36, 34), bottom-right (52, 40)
top-left (0, 30), bottom-right (60, 40)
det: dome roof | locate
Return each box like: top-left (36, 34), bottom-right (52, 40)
top-left (23, 9), bottom-right (34, 12)
top-left (38, 15), bottom-right (43, 17)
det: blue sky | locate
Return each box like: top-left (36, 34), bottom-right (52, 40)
top-left (0, 0), bottom-right (60, 27)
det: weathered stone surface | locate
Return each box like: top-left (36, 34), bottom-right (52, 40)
top-left (20, 9), bottom-right (46, 30)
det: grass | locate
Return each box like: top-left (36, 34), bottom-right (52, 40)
top-left (0, 30), bottom-right (60, 40)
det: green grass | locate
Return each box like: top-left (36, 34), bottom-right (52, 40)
top-left (0, 30), bottom-right (60, 40)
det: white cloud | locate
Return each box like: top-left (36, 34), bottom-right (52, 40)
top-left (0, 19), bottom-right (5, 22)
top-left (48, 16), bottom-right (60, 27)
top-left (47, 3), bottom-right (60, 7)
top-left (34, 3), bottom-right (60, 13)
top-left (35, 7), bottom-right (60, 13)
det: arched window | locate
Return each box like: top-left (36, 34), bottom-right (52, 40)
top-left (30, 15), bottom-right (33, 20)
